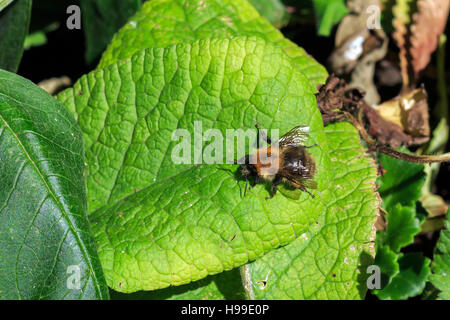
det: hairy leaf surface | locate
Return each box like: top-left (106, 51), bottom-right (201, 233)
top-left (58, 36), bottom-right (333, 292)
top-left (97, 0), bottom-right (327, 86)
top-left (244, 122), bottom-right (378, 299)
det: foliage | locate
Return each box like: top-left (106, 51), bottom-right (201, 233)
top-left (0, 0), bottom-right (448, 301)
top-left (248, 0), bottom-right (289, 28)
top-left (80, 0), bottom-right (143, 64)
top-left (429, 209), bottom-right (450, 299)
top-left (311, 0), bottom-right (348, 36)
top-left (373, 153), bottom-right (431, 300)
top-left (0, 69), bottom-right (109, 299)
top-left (0, 0), bottom-right (31, 72)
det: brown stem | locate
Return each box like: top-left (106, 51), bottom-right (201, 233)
top-left (375, 145), bottom-right (450, 163)
top-left (330, 110), bottom-right (450, 164)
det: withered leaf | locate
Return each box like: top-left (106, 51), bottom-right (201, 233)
top-left (410, 0), bottom-right (450, 76)
top-left (329, 0), bottom-right (387, 105)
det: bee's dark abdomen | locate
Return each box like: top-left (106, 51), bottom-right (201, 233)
top-left (282, 146), bottom-right (313, 177)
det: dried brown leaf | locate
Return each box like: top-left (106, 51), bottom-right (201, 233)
top-left (316, 75), bottom-right (430, 148)
top-left (410, 0), bottom-right (450, 77)
top-left (329, 0), bottom-right (387, 105)
top-left (370, 87), bottom-right (430, 146)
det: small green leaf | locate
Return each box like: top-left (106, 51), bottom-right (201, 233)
top-left (312, 0), bottom-right (348, 36)
top-left (374, 156), bottom-right (426, 300)
top-left (378, 152), bottom-right (426, 211)
top-left (98, 0), bottom-right (327, 87)
top-left (243, 122), bottom-right (379, 299)
top-left (0, 0), bottom-right (32, 72)
top-left (58, 36), bottom-right (331, 293)
top-left (80, 0), bottom-right (142, 64)
top-left (248, 0), bottom-right (289, 28)
top-left (110, 269), bottom-right (245, 300)
top-left (374, 245), bottom-right (400, 289)
top-left (23, 31), bottom-right (47, 50)
top-left (23, 22), bottom-right (58, 50)
top-left (429, 209), bottom-right (450, 299)
top-left (374, 253), bottom-right (430, 300)
top-left (0, 69), bottom-right (109, 299)
top-left (383, 204), bottom-right (421, 253)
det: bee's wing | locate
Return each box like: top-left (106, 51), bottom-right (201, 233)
top-left (277, 125), bottom-right (310, 147)
top-left (299, 178), bottom-right (317, 190)
top-left (285, 175), bottom-right (318, 190)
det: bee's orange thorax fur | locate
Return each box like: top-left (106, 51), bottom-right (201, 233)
top-left (252, 146), bottom-right (282, 180)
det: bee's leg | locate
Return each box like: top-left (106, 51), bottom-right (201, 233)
top-left (266, 175), bottom-right (282, 200)
top-left (250, 175), bottom-right (259, 188)
top-left (304, 143), bottom-right (318, 149)
top-left (243, 179), bottom-right (248, 197)
top-left (255, 124), bottom-right (272, 145)
top-left (300, 186), bottom-right (315, 198)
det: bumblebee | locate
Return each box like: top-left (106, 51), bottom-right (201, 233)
top-left (240, 125), bottom-right (317, 199)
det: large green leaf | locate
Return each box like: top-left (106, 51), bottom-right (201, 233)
top-left (0, 0), bottom-right (31, 72)
top-left (0, 69), bottom-right (109, 299)
top-left (430, 209), bottom-right (450, 299)
top-left (58, 36), bottom-right (333, 292)
top-left (243, 122), bottom-right (378, 299)
top-left (110, 269), bottom-right (245, 299)
top-left (80, 0), bottom-right (143, 64)
top-left (97, 0), bottom-right (327, 87)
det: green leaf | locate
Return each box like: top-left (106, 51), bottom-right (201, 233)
top-left (374, 156), bottom-right (426, 300)
top-left (373, 245), bottom-right (400, 289)
top-left (80, 0), bottom-right (142, 64)
top-left (374, 253), bottom-right (430, 300)
top-left (0, 0), bottom-right (14, 12)
top-left (58, 36), bottom-right (333, 293)
top-left (0, 0), bottom-right (32, 72)
top-left (383, 204), bottom-right (421, 253)
top-left (429, 209), bottom-right (450, 299)
top-left (378, 152), bottom-right (426, 211)
top-left (0, 69), bottom-right (109, 299)
top-left (97, 0), bottom-right (327, 87)
top-left (23, 22), bottom-right (58, 50)
top-left (110, 269), bottom-right (245, 300)
top-left (243, 122), bottom-right (379, 299)
top-left (23, 31), bottom-right (47, 50)
top-left (248, 0), bottom-right (289, 28)
top-left (312, 0), bottom-right (348, 36)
